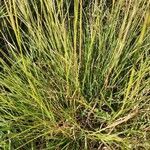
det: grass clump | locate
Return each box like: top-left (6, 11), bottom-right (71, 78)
top-left (0, 0), bottom-right (150, 149)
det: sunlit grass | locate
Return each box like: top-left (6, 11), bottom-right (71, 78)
top-left (0, 0), bottom-right (150, 149)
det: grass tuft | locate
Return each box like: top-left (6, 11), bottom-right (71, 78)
top-left (0, 0), bottom-right (150, 149)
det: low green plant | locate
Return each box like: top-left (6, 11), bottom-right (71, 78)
top-left (0, 0), bottom-right (150, 149)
